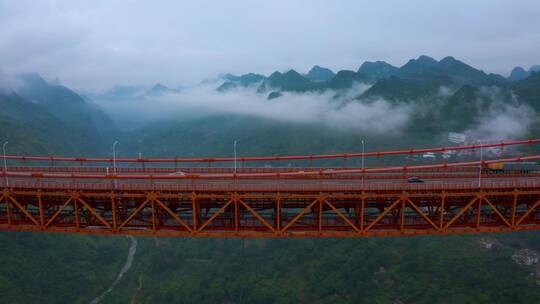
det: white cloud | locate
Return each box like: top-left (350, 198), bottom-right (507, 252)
top-left (468, 103), bottom-right (535, 141)
top-left (96, 83), bottom-right (414, 134)
top-left (466, 88), bottom-right (536, 141)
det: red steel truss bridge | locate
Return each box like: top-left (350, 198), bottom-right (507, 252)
top-left (1, 138), bottom-right (540, 237)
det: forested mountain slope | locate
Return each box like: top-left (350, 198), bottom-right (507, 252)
top-left (1, 59), bottom-right (540, 303)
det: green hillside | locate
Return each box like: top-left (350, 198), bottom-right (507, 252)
top-left (107, 233), bottom-right (540, 304)
top-left (0, 232), bottom-right (128, 304)
top-left (512, 72), bottom-right (540, 111)
top-left (1, 58), bottom-right (540, 303)
top-left (0, 89), bottom-right (116, 155)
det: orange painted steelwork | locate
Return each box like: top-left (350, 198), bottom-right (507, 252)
top-left (1, 183), bottom-right (539, 237)
top-left (1, 138), bottom-right (539, 164)
top-left (1, 139), bottom-right (539, 237)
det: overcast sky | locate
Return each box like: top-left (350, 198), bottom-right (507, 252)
top-left (1, 0), bottom-right (539, 92)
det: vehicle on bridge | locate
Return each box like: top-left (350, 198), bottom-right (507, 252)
top-left (487, 161), bottom-right (538, 173)
top-left (407, 176), bottom-right (424, 183)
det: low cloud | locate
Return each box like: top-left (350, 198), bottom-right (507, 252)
top-left (465, 88), bottom-right (536, 141)
top-left (95, 82), bottom-right (539, 141)
top-left (467, 102), bottom-right (535, 141)
top-left (96, 83), bottom-right (415, 134)
top-left (0, 69), bottom-right (23, 93)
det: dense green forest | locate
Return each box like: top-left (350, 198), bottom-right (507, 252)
top-left (1, 56), bottom-right (540, 303)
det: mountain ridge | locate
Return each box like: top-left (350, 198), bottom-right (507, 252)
top-left (305, 65), bottom-right (335, 81)
top-left (216, 55), bottom-right (515, 97)
top-left (508, 65), bottom-right (540, 81)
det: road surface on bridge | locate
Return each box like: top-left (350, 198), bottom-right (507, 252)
top-left (1, 138), bottom-right (540, 237)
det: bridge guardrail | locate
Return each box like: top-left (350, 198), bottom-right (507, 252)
top-left (1, 138), bottom-right (539, 164)
top-left (2, 179), bottom-right (540, 192)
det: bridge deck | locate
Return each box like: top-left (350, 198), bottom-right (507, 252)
top-left (1, 139), bottom-right (539, 237)
top-left (1, 180), bottom-right (540, 237)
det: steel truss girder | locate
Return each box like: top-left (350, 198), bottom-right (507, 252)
top-left (1, 188), bottom-right (540, 237)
